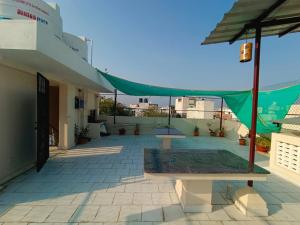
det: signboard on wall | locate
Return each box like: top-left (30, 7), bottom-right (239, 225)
top-left (0, 0), bottom-right (62, 37)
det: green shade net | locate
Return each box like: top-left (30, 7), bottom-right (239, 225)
top-left (98, 70), bottom-right (300, 134)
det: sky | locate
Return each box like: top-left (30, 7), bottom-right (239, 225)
top-left (54, 0), bottom-right (300, 106)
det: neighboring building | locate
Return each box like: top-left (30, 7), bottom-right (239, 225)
top-left (175, 97), bottom-right (193, 117)
top-left (160, 105), bottom-right (175, 115)
top-left (0, 0), bottom-right (113, 184)
top-left (129, 98), bottom-right (158, 117)
top-left (175, 97), bottom-right (215, 119)
top-left (282, 104), bottom-right (300, 131)
top-left (214, 107), bottom-right (238, 120)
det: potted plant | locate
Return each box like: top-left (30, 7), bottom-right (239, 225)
top-left (239, 134), bottom-right (247, 146)
top-left (256, 136), bottom-right (271, 153)
top-left (193, 126), bottom-right (199, 136)
top-left (134, 124), bottom-right (140, 135)
top-left (75, 124), bottom-right (80, 144)
top-left (77, 126), bottom-right (90, 145)
top-left (218, 127), bottom-right (225, 137)
top-left (207, 122), bottom-right (217, 136)
top-left (119, 128), bottom-right (126, 135)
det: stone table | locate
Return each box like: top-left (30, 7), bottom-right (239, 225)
top-left (154, 128), bottom-right (185, 150)
top-left (144, 149), bottom-right (270, 216)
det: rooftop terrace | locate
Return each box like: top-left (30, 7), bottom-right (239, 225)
top-left (0, 135), bottom-right (299, 225)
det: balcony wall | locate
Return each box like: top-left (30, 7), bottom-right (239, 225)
top-left (103, 116), bottom-right (242, 140)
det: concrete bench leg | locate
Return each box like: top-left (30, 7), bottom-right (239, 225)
top-left (161, 138), bottom-right (171, 150)
top-left (175, 180), bottom-right (213, 212)
top-left (233, 186), bottom-right (268, 217)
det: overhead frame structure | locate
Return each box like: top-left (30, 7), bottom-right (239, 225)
top-left (202, 0), bottom-right (300, 187)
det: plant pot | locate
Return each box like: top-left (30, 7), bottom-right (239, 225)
top-left (256, 144), bottom-right (270, 153)
top-left (239, 138), bottom-right (246, 145)
top-left (77, 137), bottom-right (89, 145)
top-left (193, 131), bottom-right (199, 136)
top-left (219, 132), bottom-right (225, 137)
top-left (119, 128), bottom-right (126, 135)
top-left (134, 130), bottom-right (140, 135)
top-left (210, 132), bottom-right (216, 137)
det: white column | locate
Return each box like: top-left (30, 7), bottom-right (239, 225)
top-left (58, 83), bottom-right (76, 149)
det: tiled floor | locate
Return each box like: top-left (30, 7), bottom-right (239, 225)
top-left (0, 135), bottom-right (300, 225)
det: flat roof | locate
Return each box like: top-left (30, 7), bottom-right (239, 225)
top-left (273, 116), bottom-right (300, 125)
top-left (202, 0), bottom-right (300, 45)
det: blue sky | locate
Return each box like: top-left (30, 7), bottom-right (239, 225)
top-left (54, 0), bottom-right (300, 104)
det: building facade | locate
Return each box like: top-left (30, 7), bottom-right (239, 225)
top-left (0, 0), bottom-right (113, 184)
top-left (175, 97), bottom-right (215, 119)
top-left (129, 98), bottom-right (159, 117)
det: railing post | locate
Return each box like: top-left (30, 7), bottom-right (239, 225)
top-left (168, 96), bottom-right (171, 127)
top-left (248, 26), bottom-right (262, 187)
top-left (113, 89), bottom-right (117, 125)
top-left (220, 97), bottom-right (224, 131)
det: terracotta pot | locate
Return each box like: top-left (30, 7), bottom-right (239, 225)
top-left (77, 137), bottom-right (89, 145)
top-left (193, 131), bottom-right (199, 136)
top-left (134, 130), bottom-right (140, 135)
top-left (239, 138), bottom-right (246, 145)
top-left (219, 132), bottom-right (225, 137)
top-left (119, 129), bottom-right (126, 135)
top-left (256, 144), bottom-right (270, 153)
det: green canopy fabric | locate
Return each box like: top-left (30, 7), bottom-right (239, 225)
top-left (98, 70), bottom-right (300, 134)
top-left (224, 85), bottom-right (300, 133)
top-left (99, 70), bottom-right (249, 97)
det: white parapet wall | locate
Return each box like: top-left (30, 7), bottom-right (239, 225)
top-left (270, 132), bottom-right (300, 186)
top-left (103, 116), bottom-right (241, 140)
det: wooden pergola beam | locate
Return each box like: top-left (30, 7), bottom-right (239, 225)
top-left (229, 0), bottom-right (287, 44)
top-left (279, 22), bottom-right (300, 37)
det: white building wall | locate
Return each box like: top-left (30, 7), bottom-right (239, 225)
top-left (58, 83), bottom-right (76, 149)
top-left (104, 116), bottom-right (240, 140)
top-left (0, 63), bottom-right (101, 185)
top-left (176, 97), bottom-right (189, 116)
top-left (187, 100), bottom-right (214, 119)
top-left (270, 132), bottom-right (300, 187)
top-left (0, 64), bottom-right (37, 184)
top-left (175, 97), bottom-right (189, 115)
top-left (62, 32), bottom-right (88, 62)
top-left (0, 0), bottom-right (89, 64)
top-left (0, 0), bottom-right (111, 185)
top-left (0, 0), bottom-right (63, 38)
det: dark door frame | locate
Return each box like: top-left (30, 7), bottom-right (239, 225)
top-left (37, 72), bottom-right (50, 172)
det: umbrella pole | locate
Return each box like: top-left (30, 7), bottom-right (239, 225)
top-left (248, 26), bottom-right (261, 187)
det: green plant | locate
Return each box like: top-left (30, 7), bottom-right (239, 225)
top-left (75, 125), bottom-right (90, 145)
top-left (218, 127), bottom-right (225, 137)
top-left (75, 124), bottom-right (80, 142)
top-left (134, 124), bottom-right (140, 135)
top-left (99, 97), bottom-right (132, 116)
top-left (119, 128), bottom-right (126, 135)
top-left (256, 136), bottom-right (271, 148)
top-left (194, 126), bottom-right (199, 132)
top-left (79, 126), bottom-right (89, 138)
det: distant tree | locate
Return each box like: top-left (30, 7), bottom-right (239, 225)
top-left (143, 108), bottom-right (168, 117)
top-left (99, 97), bottom-right (132, 116)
